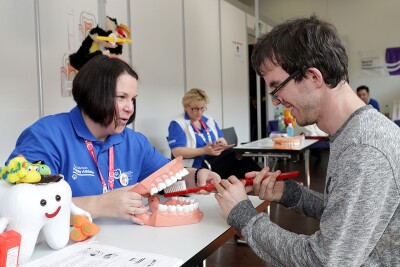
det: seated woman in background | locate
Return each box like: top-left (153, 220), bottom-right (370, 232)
top-left (168, 88), bottom-right (260, 179)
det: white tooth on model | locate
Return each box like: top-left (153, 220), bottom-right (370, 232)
top-left (183, 205), bottom-right (190, 213)
top-left (188, 204), bottom-right (194, 211)
top-left (170, 176), bottom-right (177, 183)
top-left (164, 179), bottom-right (172, 186)
top-left (175, 172), bottom-right (182, 180)
top-left (176, 205), bottom-right (183, 213)
top-left (194, 203), bottom-right (199, 209)
top-left (158, 204), bottom-right (168, 212)
top-left (179, 197), bottom-right (186, 202)
top-left (150, 188), bottom-right (158, 195)
top-left (180, 169), bottom-right (188, 177)
top-left (157, 183), bottom-right (166, 191)
top-left (168, 205), bottom-right (177, 213)
top-left (172, 196), bottom-right (178, 201)
top-left (189, 199), bottom-right (195, 204)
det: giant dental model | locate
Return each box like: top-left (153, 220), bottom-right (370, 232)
top-left (130, 156), bottom-right (203, 227)
top-left (0, 176), bottom-right (92, 264)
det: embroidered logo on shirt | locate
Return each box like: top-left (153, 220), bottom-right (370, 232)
top-left (72, 165), bottom-right (95, 180)
top-left (114, 169), bottom-right (133, 185)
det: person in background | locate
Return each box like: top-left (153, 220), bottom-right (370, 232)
top-left (356, 85), bottom-right (380, 111)
top-left (6, 55), bottom-right (220, 224)
top-left (167, 88), bottom-right (261, 179)
top-left (214, 15), bottom-right (400, 266)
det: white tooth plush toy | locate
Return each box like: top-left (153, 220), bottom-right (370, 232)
top-left (0, 157), bottom-right (92, 264)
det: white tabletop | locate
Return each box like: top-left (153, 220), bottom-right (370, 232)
top-left (235, 137), bottom-right (318, 151)
top-left (27, 194), bottom-right (265, 265)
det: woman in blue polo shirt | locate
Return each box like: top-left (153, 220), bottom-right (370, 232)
top-left (7, 55), bottom-right (220, 224)
top-left (167, 88), bottom-right (261, 179)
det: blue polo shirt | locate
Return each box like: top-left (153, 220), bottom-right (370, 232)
top-left (368, 98), bottom-right (380, 111)
top-left (167, 113), bottom-right (223, 168)
top-left (7, 106), bottom-right (169, 197)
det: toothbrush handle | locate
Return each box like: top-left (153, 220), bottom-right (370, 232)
top-left (198, 171), bottom-right (300, 191)
top-left (163, 171), bottom-right (300, 197)
top-left (243, 170), bottom-right (300, 186)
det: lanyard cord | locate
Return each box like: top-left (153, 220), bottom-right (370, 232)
top-left (191, 119), bottom-right (212, 145)
top-left (84, 140), bottom-right (115, 193)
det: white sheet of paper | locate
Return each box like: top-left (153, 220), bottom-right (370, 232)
top-left (22, 242), bottom-right (183, 267)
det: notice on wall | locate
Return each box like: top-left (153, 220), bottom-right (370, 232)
top-left (359, 50), bottom-right (386, 77)
top-left (359, 48), bottom-right (400, 77)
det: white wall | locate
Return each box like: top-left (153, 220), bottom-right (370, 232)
top-left (184, 0), bottom-right (223, 125)
top-left (130, 0), bottom-right (185, 157)
top-left (0, 1), bottom-right (39, 163)
top-left (221, 1), bottom-right (250, 143)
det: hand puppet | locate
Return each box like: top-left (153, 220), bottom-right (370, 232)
top-left (69, 16), bottom-right (118, 70)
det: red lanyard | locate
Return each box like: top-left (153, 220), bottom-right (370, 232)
top-left (191, 119), bottom-right (212, 145)
top-left (84, 140), bottom-right (115, 193)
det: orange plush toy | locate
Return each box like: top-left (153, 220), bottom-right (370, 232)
top-left (70, 215), bottom-right (100, 242)
top-left (283, 107), bottom-right (296, 128)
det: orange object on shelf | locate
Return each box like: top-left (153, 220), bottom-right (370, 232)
top-left (0, 230), bottom-right (21, 267)
top-left (283, 107), bottom-right (296, 128)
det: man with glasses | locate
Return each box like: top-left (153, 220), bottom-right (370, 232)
top-left (214, 15), bottom-right (400, 266)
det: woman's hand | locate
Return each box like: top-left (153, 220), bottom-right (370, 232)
top-left (73, 186), bottom-right (148, 225)
top-left (215, 137), bottom-right (228, 146)
top-left (203, 143), bottom-right (224, 156)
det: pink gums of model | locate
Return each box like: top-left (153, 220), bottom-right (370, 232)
top-left (130, 156), bottom-right (203, 227)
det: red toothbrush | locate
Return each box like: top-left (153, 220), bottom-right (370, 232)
top-left (163, 171), bottom-right (300, 198)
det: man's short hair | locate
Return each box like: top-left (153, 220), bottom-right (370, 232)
top-left (356, 85), bottom-right (370, 93)
top-left (251, 15), bottom-right (348, 88)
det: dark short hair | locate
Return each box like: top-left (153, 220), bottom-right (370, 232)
top-left (251, 15), bottom-right (348, 88)
top-left (72, 55), bottom-right (138, 126)
top-left (356, 85), bottom-right (369, 93)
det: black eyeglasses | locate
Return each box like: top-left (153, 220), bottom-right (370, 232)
top-left (269, 70), bottom-right (301, 104)
top-left (191, 106), bottom-right (207, 112)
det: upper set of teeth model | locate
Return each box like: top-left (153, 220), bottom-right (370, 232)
top-left (149, 168), bottom-right (189, 196)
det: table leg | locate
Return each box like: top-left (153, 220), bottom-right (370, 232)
top-left (304, 149), bottom-right (310, 188)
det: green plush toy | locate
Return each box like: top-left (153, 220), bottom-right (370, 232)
top-left (0, 155), bottom-right (50, 184)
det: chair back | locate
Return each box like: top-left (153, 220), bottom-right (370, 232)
top-left (268, 120), bottom-right (279, 135)
top-left (221, 127), bottom-right (238, 146)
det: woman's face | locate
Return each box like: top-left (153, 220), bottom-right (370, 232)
top-left (185, 100), bottom-right (207, 121)
top-left (104, 73), bottom-right (138, 135)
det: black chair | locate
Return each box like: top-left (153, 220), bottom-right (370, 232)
top-left (221, 127), bottom-right (238, 146)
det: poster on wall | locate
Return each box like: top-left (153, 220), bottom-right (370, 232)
top-left (359, 47), bottom-right (400, 77)
top-left (385, 47), bottom-right (400, 75)
top-left (61, 11), bottom-right (97, 97)
top-left (359, 50), bottom-right (386, 77)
